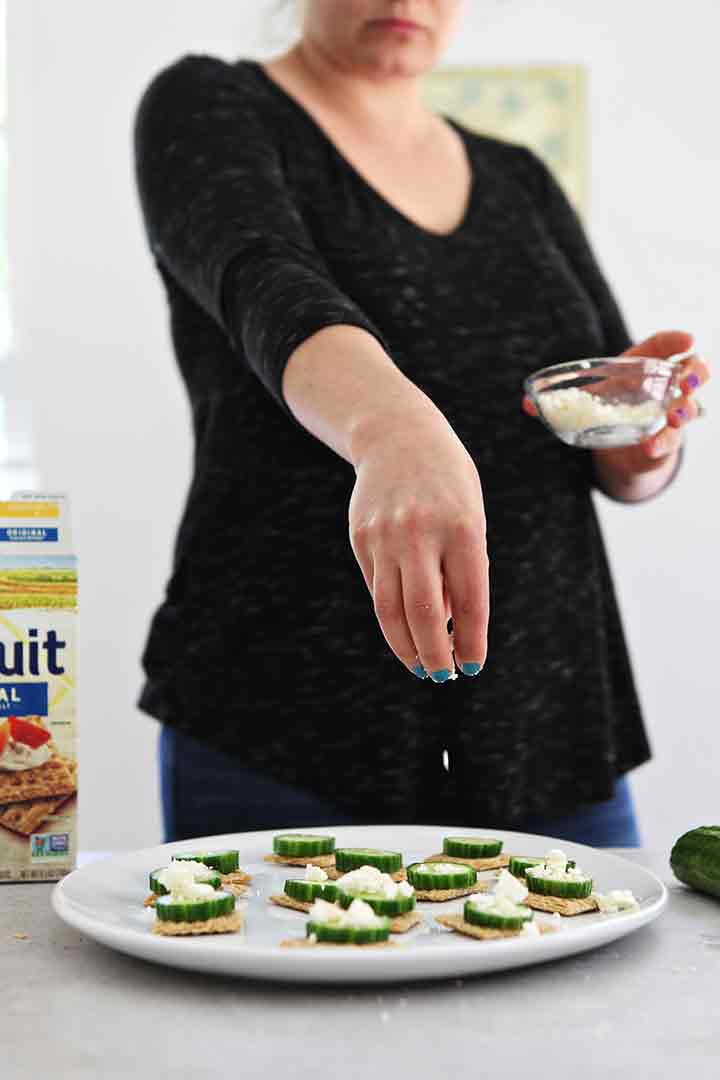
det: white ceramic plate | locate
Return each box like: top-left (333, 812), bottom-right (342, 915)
top-left (52, 824), bottom-right (666, 984)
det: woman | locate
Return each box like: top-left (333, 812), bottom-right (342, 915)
top-left (134, 1), bottom-right (709, 845)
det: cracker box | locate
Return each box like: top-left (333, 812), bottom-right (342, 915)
top-left (0, 493), bottom-right (77, 882)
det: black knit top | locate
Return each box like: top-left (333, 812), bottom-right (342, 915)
top-left (133, 55), bottom-right (651, 824)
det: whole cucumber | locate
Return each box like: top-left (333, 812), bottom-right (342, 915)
top-left (670, 826), bottom-right (720, 899)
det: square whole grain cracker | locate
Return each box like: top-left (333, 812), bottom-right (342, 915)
top-left (424, 853), bottom-right (510, 872)
top-left (280, 937), bottom-right (397, 949)
top-left (525, 893), bottom-right (599, 916)
top-left (414, 880), bottom-right (490, 903)
top-left (0, 754), bottom-right (76, 803)
top-left (326, 866), bottom-right (406, 882)
top-left (270, 892), bottom-right (312, 914)
top-left (152, 910), bottom-right (244, 936)
top-left (264, 853), bottom-right (336, 869)
top-left (436, 913), bottom-right (557, 940)
top-left (221, 869), bottom-right (252, 888)
top-left (0, 791), bottom-right (75, 836)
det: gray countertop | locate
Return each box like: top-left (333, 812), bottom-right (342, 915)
top-left (2, 849), bottom-right (719, 1079)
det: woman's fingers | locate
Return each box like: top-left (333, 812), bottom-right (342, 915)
top-left (666, 393), bottom-right (700, 429)
top-left (400, 557), bottom-right (455, 682)
top-left (442, 522), bottom-right (489, 676)
top-left (642, 423), bottom-right (683, 459)
top-left (522, 394), bottom-right (538, 417)
top-left (371, 556), bottom-right (428, 678)
top-left (676, 354), bottom-right (711, 395)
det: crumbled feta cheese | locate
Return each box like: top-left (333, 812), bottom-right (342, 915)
top-left (538, 388), bottom-right (662, 435)
top-left (544, 849), bottom-right (568, 870)
top-left (308, 896), bottom-right (384, 929)
top-left (495, 869), bottom-right (529, 904)
top-left (397, 881), bottom-right (414, 898)
top-left (305, 864), bottom-right (328, 883)
top-left (156, 860), bottom-right (215, 891)
top-left (593, 889), bottom-right (639, 914)
top-left (467, 893), bottom-right (494, 911)
top-left (528, 859), bottom-right (592, 885)
top-left (157, 861), bottom-right (218, 902)
top-left (337, 865), bottom-right (398, 898)
top-left (520, 921), bottom-right (540, 938)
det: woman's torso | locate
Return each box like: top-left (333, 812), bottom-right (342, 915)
top-left (137, 56), bottom-right (648, 822)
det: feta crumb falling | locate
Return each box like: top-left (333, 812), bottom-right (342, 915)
top-left (305, 864), bottom-right (329, 883)
top-left (520, 921), bottom-right (541, 938)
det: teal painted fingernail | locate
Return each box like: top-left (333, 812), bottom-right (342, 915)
top-left (411, 664), bottom-right (428, 679)
top-left (430, 668), bottom-right (452, 683)
top-left (460, 662), bottom-right (483, 676)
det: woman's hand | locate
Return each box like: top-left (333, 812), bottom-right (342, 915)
top-left (348, 410), bottom-right (489, 682)
top-left (522, 330), bottom-right (710, 502)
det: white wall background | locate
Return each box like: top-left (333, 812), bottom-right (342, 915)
top-left (7, 0), bottom-right (718, 852)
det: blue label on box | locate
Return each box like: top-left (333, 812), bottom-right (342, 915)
top-left (0, 527), bottom-right (58, 542)
top-left (0, 682), bottom-right (48, 715)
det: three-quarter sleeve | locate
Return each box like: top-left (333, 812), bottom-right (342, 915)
top-left (134, 56), bottom-right (390, 412)
top-left (517, 147), bottom-right (633, 357)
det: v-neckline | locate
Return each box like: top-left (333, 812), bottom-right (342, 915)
top-left (247, 60), bottom-right (477, 241)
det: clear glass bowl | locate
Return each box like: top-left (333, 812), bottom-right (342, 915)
top-left (524, 356), bottom-right (679, 449)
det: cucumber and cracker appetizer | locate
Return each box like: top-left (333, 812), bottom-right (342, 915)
top-left (508, 856), bottom-right (544, 878)
top-left (443, 836), bottom-right (503, 859)
top-left (406, 861), bottom-right (488, 901)
top-left (265, 833), bottom-right (336, 867)
top-left (270, 862), bottom-right (340, 912)
top-left (463, 894), bottom-right (533, 931)
top-left (436, 868), bottom-right (547, 941)
top-left (335, 865), bottom-right (422, 931)
top-left (150, 862), bottom-right (242, 936)
top-left (423, 836), bottom-right (509, 870)
top-left (281, 898), bottom-right (392, 948)
top-left (334, 848), bottom-right (403, 875)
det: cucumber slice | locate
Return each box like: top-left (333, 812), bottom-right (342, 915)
top-left (155, 890), bottom-right (235, 923)
top-left (443, 836), bottom-right (503, 859)
top-left (334, 848), bottom-right (403, 874)
top-left (525, 869), bottom-right (593, 899)
top-left (273, 834), bottom-right (335, 858)
top-left (464, 899), bottom-right (533, 930)
top-left (338, 890), bottom-right (416, 917)
top-left (149, 867), bottom-right (221, 896)
top-left (173, 850), bottom-right (239, 874)
top-left (307, 919), bottom-right (391, 945)
top-left (508, 856), bottom-right (544, 878)
top-left (284, 879), bottom-right (340, 904)
top-left (406, 862), bottom-right (477, 890)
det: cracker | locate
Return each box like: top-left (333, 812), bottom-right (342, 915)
top-left (436, 914), bottom-right (557, 940)
top-left (152, 910), bottom-right (244, 936)
top-left (264, 853), bottom-right (336, 869)
top-left (414, 880), bottom-right (490, 903)
top-left (269, 893), bottom-right (312, 914)
top-left (424, 853), bottom-right (510, 872)
top-left (389, 909), bottom-right (424, 934)
top-left (221, 881), bottom-right (250, 898)
top-left (221, 870), bottom-right (252, 888)
top-left (143, 893), bottom-right (157, 908)
top-left (280, 937), bottom-right (397, 949)
top-left (0, 791), bottom-right (74, 836)
top-left (326, 866), bottom-right (406, 882)
top-left (0, 754), bottom-right (76, 803)
top-left (525, 893), bottom-right (599, 917)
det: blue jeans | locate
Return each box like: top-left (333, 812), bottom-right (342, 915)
top-left (158, 725), bottom-right (641, 847)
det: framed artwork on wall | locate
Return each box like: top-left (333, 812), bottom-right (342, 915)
top-left (422, 65), bottom-right (588, 218)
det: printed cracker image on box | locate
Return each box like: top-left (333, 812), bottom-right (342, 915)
top-left (0, 494), bottom-right (77, 883)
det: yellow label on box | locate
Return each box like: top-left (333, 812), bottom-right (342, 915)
top-left (0, 502), bottom-right (60, 519)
